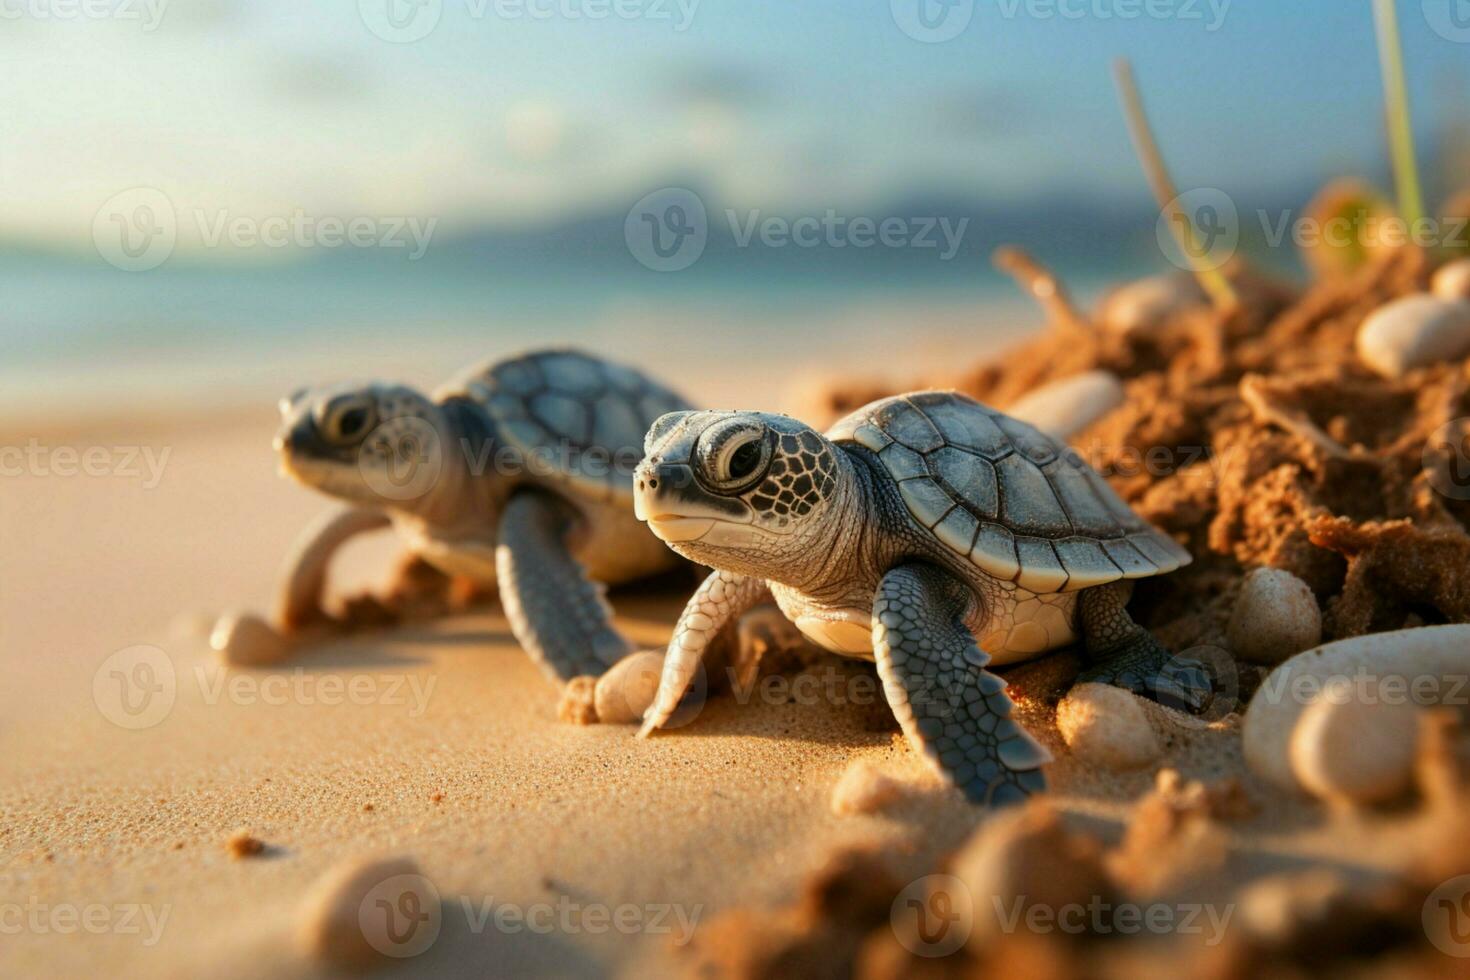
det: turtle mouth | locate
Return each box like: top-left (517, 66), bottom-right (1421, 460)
top-left (645, 514), bottom-right (718, 543)
top-left (646, 514), bottom-right (772, 549)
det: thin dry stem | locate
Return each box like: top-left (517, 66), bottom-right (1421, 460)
top-left (1112, 58), bottom-right (1239, 313)
top-left (992, 245), bottom-right (1091, 334)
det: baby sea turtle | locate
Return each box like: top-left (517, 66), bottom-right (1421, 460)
top-left (274, 348), bottom-right (691, 684)
top-left (632, 391), bottom-right (1205, 805)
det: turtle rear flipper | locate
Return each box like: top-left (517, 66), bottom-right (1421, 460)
top-left (873, 564), bottom-right (1050, 806)
top-left (1076, 579), bottom-right (1213, 714)
top-left (496, 490), bottom-right (629, 683)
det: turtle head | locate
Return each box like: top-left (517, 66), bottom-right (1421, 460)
top-left (275, 382), bottom-right (455, 512)
top-left (634, 410), bottom-right (845, 577)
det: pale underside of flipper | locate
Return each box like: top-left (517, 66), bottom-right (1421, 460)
top-left (639, 570), bottom-right (771, 737)
top-left (273, 504), bottom-right (392, 632)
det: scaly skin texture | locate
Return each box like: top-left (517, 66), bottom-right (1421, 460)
top-left (873, 564), bottom-right (1050, 805)
top-left (634, 406), bottom-right (1199, 805)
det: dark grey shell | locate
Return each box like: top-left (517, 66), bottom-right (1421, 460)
top-left (437, 349), bottom-right (692, 505)
top-left (827, 391), bottom-right (1191, 593)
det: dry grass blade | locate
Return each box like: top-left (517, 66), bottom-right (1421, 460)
top-left (1112, 58), bottom-right (1238, 313)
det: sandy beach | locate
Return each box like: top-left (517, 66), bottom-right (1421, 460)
top-left (2, 396), bottom-right (1461, 979)
top-left (0, 403), bottom-right (992, 979)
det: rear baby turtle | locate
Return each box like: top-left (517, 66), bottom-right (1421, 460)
top-left (632, 390), bottom-right (1206, 805)
top-left (274, 348), bottom-right (691, 684)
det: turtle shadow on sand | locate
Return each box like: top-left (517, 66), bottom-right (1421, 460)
top-left (649, 659), bottom-right (905, 751)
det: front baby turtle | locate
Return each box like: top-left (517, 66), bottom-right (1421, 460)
top-left (632, 391), bottom-right (1205, 805)
top-left (273, 348), bottom-right (691, 684)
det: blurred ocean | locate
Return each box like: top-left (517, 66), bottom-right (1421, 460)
top-left (0, 196), bottom-right (1299, 421)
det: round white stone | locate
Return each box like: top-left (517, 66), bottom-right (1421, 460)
top-left (1242, 625), bottom-right (1470, 792)
top-left (1226, 567), bottom-right (1322, 666)
top-left (210, 611), bottom-right (291, 666)
top-left (1096, 274), bottom-right (1205, 337)
top-left (1055, 682), bottom-right (1162, 770)
top-left (594, 650), bottom-right (665, 724)
top-left (1355, 293), bottom-right (1470, 378)
top-left (1289, 678), bottom-right (1421, 805)
top-left (1005, 370), bottom-right (1125, 441)
top-left (1431, 258), bottom-right (1470, 302)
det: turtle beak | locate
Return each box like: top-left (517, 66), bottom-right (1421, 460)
top-left (273, 394), bottom-right (320, 466)
top-left (634, 460), bottom-right (752, 542)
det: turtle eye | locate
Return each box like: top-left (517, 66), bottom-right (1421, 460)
top-left (321, 397), bottom-right (376, 445)
top-left (697, 420), bottom-right (772, 493)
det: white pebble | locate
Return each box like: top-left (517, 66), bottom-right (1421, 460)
top-left (829, 760), bottom-right (906, 815)
top-left (1289, 678), bottom-right (1421, 805)
top-left (298, 856), bottom-right (439, 966)
top-left (1096, 274), bottom-right (1205, 337)
top-left (1355, 293), bottom-right (1470, 378)
top-left (1006, 371), bottom-right (1125, 441)
top-left (1432, 259), bottom-right (1470, 301)
top-left (950, 803), bottom-right (1111, 950)
top-left (209, 611), bottom-right (291, 666)
top-left (594, 650), bottom-right (665, 724)
top-left (1242, 625), bottom-right (1470, 792)
top-left (1055, 683), bottom-right (1162, 770)
top-left (1227, 568), bottom-right (1321, 666)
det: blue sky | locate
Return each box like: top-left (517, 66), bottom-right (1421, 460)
top-left (1, 0), bottom-right (1467, 251)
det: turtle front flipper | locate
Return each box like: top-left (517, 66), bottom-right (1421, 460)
top-left (496, 490), bottom-right (629, 684)
top-left (638, 570), bottom-right (770, 737)
top-left (873, 564), bottom-right (1050, 806)
top-left (274, 505), bottom-right (392, 633)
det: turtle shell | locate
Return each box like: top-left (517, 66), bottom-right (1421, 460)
top-left (827, 391), bottom-right (1191, 594)
top-left (437, 349), bottom-right (692, 506)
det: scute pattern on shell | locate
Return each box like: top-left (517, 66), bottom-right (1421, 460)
top-left (828, 391), bottom-right (1191, 593)
top-left (439, 349), bottom-right (692, 505)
